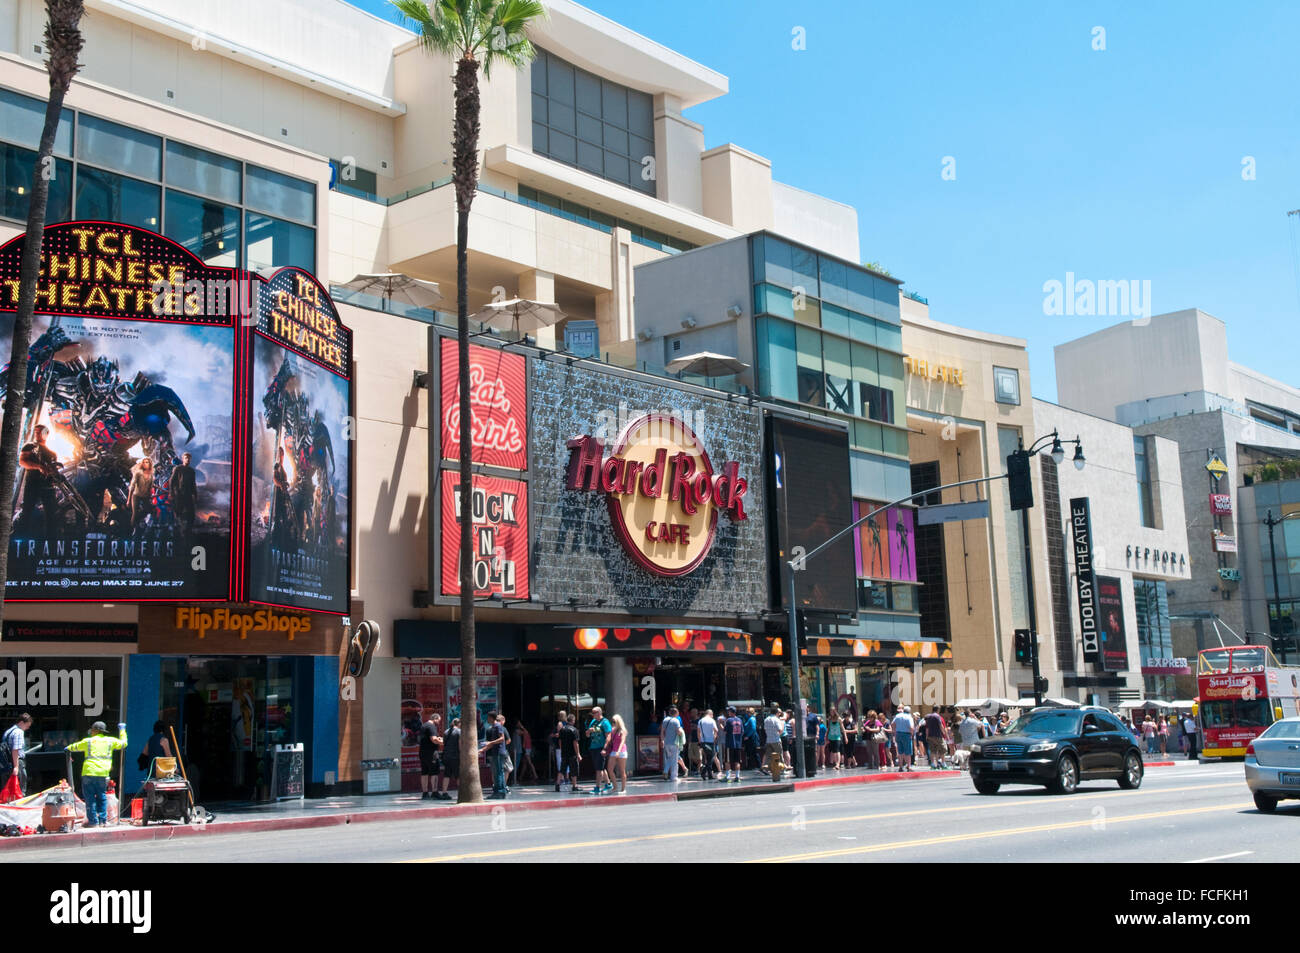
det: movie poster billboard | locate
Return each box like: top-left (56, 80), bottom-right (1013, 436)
top-left (1097, 575), bottom-right (1130, 673)
top-left (0, 223), bottom-right (238, 600)
top-left (247, 269), bottom-right (352, 614)
top-left (400, 661), bottom-right (447, 783)
top-left (853, 501), bottom-right (918, 583)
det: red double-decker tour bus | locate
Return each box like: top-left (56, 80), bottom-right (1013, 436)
top-left (1197, 645), bottom-right (1300, 758)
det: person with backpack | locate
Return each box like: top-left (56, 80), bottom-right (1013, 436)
top-left (603, 714), bottom-right (629, 795)
top-left (1, 714), bottom-right (32, 798)
top-left (826, 709), bottom-right (843, 770)
top-left (721, 706), bottom-right (745, 782)
top-left (763, 705), bottom-right (786, 782)
top-left (660, 706), bottom-right (684, 784)
top-left (585, 707), bottom-right (613, 794)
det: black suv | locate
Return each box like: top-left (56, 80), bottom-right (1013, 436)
top-left (969, 706), bottom-right (1143, 795)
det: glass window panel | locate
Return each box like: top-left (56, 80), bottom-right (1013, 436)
top-left (575, 70), bottom-right (601, 115)
top-left (548, 101), bottom-right (575, 135)
top-left (548, 131), bottom-right (576, 164)
top-left (819, 256), bottom-right (849, 308)
top-left (993, 365), bottom-right (1021, 405)
top-left (1, 146), bottom-right (72, 223)
top-left (0, 88), bottom-right (73, 156)
top-left (603, 152), bottom-right (629, 185)
top-left (847, 266), bottom-right (877, 315)
top-left (763, 236), bottom-right (793, 288)
top-left (872, 276), bottom-right (901, 323)
top-left (877, 352), bottom-right (905, 426)
top-left (628, 90), bottom-right (653, 137)
top-left (852, 342), bottom-right (879, 384)
top-left (165, 140), bottom-right (241, 203)
top-left (756, 317), bottom-right (797, 402)
top-left (246, 165), bottom-right (315, 225)
top-left (631, 166), bottom-right (654, 195)
top-left (576, 112), bottom-right (601, 144)
top-left (754, 282), bottom-right (794, 320)
top-left (854, 420), bottom-right (883, 453)
top-left (164, 189), bottom-right (240, 266)
top-left (874, 318), bottom-right (903, 352)
top-left (601, 80), bottom-right (627, 127)
top-left (75, 166), bottom-right (160, 229)
top-left (792, 292), bottom-right (820, 328)
top-left (882, 426), bottom-right (910, 457)
top-left (602, 124), bottom-right (629, 154)
top-left (77, 114), bottom-right (160, 180)
top-left (531, 93), bottom-right (547, 125)
top-left (790, 245), bottom-right (819, 299)
top-left (629, 134), bottom-right (655, 167)
top-left (822, 302), bottom-right (850, 337)
top-left (547, 57), bottom-right (574, 104)
top-left (848, 309), bottom-right (875, 346)
top-left (245, 211), bottom-right (315, 272)
top-left (796, 325), bottom-right (821, 370)
top-left (823, 335), bottom-right (854, 415)
top-left (577, 140), bottom-right (603, 175)
top-left (531, 54), bottom-right (547, 95)
top-left (532, 123), bottom-right (548, 154)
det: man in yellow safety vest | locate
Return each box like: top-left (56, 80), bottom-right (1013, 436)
top-left (66, 721), bottom-right (127, 827)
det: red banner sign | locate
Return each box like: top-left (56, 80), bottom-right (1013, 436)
top-left (440, 472), bottom-right (529, 599)
top-left (440, 339), bottom-right (526, 470)
top-left (1201, 673), bottom-right (1263, 700)
top-left (1209, 493), bottom-right (1233, 516)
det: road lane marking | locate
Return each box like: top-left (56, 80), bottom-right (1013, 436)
top-left (405, 781), bottom-right (1243, 863)
top-left (429, 826), bottom-right (550, 839)
top-left (1185, 851), bottom-right (1253, 863)
top-left (745, 802), bottom-right (1253, 863)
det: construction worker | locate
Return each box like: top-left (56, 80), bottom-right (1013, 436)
top-left (67, 721), bottom-right (127, 828)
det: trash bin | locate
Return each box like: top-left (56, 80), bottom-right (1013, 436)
top-left (801, 738), bottom-right (817, 777)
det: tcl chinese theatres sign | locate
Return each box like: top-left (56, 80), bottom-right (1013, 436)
top-left (440, 339), bottom-right (526, 470)
top-left (566, 414), bottom-right (747, 577)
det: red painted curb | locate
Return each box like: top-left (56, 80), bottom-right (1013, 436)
top-left (1143, 761), bottom-right (1177, 768)
top-left (793, 770), bottom-right (961, 791)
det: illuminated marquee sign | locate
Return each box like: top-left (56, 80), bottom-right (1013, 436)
top-left (0, 221), bottom-right (351, 613)
top-left (566, 414), bottom-right (747, 577)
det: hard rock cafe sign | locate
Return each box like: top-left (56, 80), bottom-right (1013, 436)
top-left (565, 414), bottom-right (747, 577)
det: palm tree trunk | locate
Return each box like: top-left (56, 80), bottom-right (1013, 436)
top-left (453, 53), bottom-right (483, 803)
top-left (0, 0), bottom-right (84, 628)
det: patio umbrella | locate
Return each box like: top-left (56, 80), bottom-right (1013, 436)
top-left (665, 351), bottom-right (751, 377)
top-left (470, 298), bottom-right (567, 335)
top-left (340, 272), bottom-right (442, 310)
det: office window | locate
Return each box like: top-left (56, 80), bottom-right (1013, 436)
top-left (246, 165), bottom-right (315, 226)
top-left (246, 212), bottom-right (315, 272)
top-left (1134, 435), bottom-right (1156, 528)
top-left (756, 316), bottom-right (797, 402)
top-left (795, 324), bottom-right (823, 407)
top-left (0, 88), bottom-right (73, 156)
top-left (165, 190), bottom-right (240, 266)
top-left (877, 352), bottom-right (905, 426)
top-left (77, 115), bottom-right (160, 180)
top-left (823, 335), bottom-right (853, 416)
top-left (993, 365), bottom-right (1021, 405)
top-left (1, 144), bottom-right (71, 222)
top-left (75, 167), bottom-right (160, 229)
top-left (873, 317), bottom-right (903, 353)
top-left (168, 141), bottom-right (241, 204)
top-left (531, 49), bottom-right (654, 195)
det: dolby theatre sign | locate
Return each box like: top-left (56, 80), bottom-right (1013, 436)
top-left (566, 414), bottom-right (748, 577)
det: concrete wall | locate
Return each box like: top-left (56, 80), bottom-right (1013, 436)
top-left (771, 180), bottom-right (859, 264)
top-left (699, 143), bottom-right (772, 235)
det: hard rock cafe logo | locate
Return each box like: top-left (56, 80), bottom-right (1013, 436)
top-left (565, 414), bottom-right (747, 577)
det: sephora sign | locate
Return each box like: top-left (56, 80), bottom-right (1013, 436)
top-left (566, 414), bottom-right (748, 577)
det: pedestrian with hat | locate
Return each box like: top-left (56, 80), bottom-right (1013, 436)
top-left (66, 721), bottom-right (128, 828)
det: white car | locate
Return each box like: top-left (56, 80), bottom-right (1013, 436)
top-left (1244, 717), bottom-right (1300, 813)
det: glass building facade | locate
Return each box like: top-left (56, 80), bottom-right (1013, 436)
top-left (1134, 578), bottom-right (1174, 697)
top-left (750, 233), bottom-right (909, 459)
top-left (0, 87), bottom-right (317, 271)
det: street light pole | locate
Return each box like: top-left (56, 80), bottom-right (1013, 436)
top-left (1021, 502), bottom-right (1044, 707)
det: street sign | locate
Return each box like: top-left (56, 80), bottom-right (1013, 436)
top-left (917, 499), bottom-right (991, 525)
top-left (1205, 455), bottom-right (1228, 481)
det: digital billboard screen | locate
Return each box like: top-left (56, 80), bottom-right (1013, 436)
top-left (768, 415), bottom-right (856, 615)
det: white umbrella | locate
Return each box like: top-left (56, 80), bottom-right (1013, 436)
top-left (341, 272), bottom-right (442, 309)
top-left (666, 351), bottom-right (751, 377)
top-left (471, 298), bottom-right (567, 334)
top-left (1170, 700), bottom-right (1198, 709)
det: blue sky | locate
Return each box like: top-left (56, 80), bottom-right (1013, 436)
top-left (350, 1), bottom-right (1300, 401)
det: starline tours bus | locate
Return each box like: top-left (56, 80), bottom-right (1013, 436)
top-left (1197, 645), bottom-right (1300, 758)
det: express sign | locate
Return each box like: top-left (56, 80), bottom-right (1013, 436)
top-left (566, 414), bottom-right (747, 577)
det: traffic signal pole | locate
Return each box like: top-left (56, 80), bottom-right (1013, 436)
top-left (1022, 501), bottom-right (1044, 707)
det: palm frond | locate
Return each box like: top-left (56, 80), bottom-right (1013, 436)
top-left (479, 0), bottom-right (546, 77)
top-left (391, 0), bottom-right (462, 57)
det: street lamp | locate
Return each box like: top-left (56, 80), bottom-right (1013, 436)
top-left (1263, 509), bottom-right (1300, 662)
top-left (1009, 430), bottom-right (1085, 707)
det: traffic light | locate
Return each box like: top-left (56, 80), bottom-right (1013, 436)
top-left (1007, 449), bottom-right (1033, 510)
top-left (795, 609), bottom-right (808, 649)
top-left (1014, 628), bottom-right (1032, 663)
top-left (1035, 676), bottom-right (1049, 695)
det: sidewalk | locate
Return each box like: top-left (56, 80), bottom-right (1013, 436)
top-left (0, 758), bottom-right (1194, 853)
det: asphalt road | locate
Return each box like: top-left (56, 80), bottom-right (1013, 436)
top-left (10, 764), bottom-right (1288, 863)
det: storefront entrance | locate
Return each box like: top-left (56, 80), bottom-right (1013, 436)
top-left (159, 656), bottom-right (296, 803)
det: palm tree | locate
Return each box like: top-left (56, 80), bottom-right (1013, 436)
top-left (392, 0), bottom-right (545, 803)
top-left (0, 0), bottom-right (85, 628)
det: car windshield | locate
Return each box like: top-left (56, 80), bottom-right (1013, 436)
top-left (1005, 711), bottom-right (1081, 736)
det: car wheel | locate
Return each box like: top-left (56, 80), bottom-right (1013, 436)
top-left (1049, 754), bottom-right (1078, 794)
top-left (1118, 752), bottom-right (1143, 789)
top-left (974, 780), bottom-right (1000, 795)
top-left (1254, 792), bottom-right (1278, 814)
